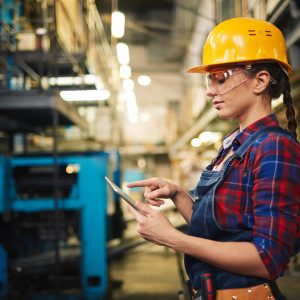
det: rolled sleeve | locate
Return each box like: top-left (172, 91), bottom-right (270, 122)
top-left (251, 135), bottom-right (300, 279)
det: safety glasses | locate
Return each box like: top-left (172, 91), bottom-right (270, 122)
top-left (206, 67), bottom-right (252, 95)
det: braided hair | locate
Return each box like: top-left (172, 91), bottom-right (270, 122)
top-left (248, 63), bottom-right (298, 140)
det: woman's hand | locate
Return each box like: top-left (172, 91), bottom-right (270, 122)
top-left (128, 202), bottom-right (178, 246)
top-left (129, 202), bottom-right (271, 279)
top-left (127, 177), bottom-right (194, 224)
top-left (127, 177), bottom-right (180, 207)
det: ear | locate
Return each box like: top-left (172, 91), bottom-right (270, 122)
top-left (253, 70), bottom-right (271, 94)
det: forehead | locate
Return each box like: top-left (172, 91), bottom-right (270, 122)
top-left (208, 67), bottom-right (229, 73)
top-left (207, 64), bottom-right (243, 73)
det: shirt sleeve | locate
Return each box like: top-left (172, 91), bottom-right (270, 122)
top-left (251, 134), bottom-right (300, 279)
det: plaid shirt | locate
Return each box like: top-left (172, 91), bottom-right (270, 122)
top-left (213, 114), bottom-right (300, 279)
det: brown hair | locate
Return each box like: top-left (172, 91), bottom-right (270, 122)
top-left (247, 63), bottom-right (298, 140)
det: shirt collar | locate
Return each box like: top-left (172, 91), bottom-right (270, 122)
top-left (223, 128), bottom-right (239, 150)
top-left (222, 114), bottom-right (280, 152)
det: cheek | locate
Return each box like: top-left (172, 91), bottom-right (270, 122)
top-left (225, 85), bottom-right (253, 106)
top-left (221, 90), bottom-right (253, 116)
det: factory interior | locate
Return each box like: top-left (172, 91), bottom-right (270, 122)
top-left (1, 0), bottom-right (300, 299)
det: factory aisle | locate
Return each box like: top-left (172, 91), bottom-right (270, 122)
top-left (109, 243), bottom-right (184, 300)
top-left (109, 241), bottom-right (300, 300)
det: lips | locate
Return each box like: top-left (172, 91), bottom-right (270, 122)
top-left (213, 100), bottom-right (224, 105)
top-left (213, 100), bottom-right (224, 109)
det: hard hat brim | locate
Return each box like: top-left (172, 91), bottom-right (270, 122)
top-left (187, 60), bottom-right (292, 74)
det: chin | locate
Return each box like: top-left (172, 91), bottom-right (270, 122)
top-left (217, 111), bottom-right (234, 120)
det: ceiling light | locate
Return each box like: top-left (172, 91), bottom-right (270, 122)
top-left (60, 90), bottom-right (110, 101)
top-left (199, 131), bottom-right (213, 143)
top-left (116, 43), bottom-right (130, 64)
top-left (36, 27), bottom-right (47, 35)
top-left (125, 92), bottom-right (138, 113)
top-left (122, 78), bottom-right (134, 91)
top-left (120, 65), bottom-right (131, 79)
top-left (48, 75), bottom-right (104, 88)
top-left (137, 75), bottom-right (151, 86)
top-left (191, 138), bottom-right (202, 148)
top-left (198, 131), bottom-right (222, 144)
top-left (140, 112), bottom-right (150, 122)
top-left (128, 114), bottom-right (138, 124)
top-left (137, 158), bottom-right (146, 169)
top-left (125, 91), bottom-right (139, 124)
top-left (111, 11), bottom-right (125, 38)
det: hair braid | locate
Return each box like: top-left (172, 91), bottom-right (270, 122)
top-left (249, 63), bottom-right (298, 140)
top-left (282, 78), bottom-right (298, 140)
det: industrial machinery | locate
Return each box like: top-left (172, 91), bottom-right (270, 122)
top-left (0, 1), bottom-right (126, 298)
top-left (0, 151), bottom-right (123, 299)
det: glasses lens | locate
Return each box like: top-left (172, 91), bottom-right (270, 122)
top-left (206, 68), bottom-right (249, 94)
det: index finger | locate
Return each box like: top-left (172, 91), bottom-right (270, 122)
top-left (127, 178), bottom-right (157, 188)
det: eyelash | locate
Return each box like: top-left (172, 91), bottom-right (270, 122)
top-left (216, 78), bottom-right (226, 84)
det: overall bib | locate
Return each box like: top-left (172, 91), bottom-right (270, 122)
top-left (184, 127), bottom-right (291, 298)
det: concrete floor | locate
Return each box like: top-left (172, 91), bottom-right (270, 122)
top-left (109, 242), bottom-right (300, 300)
top-left (110, 243), bottom-right (182, 300)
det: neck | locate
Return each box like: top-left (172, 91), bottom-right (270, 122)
top-left (238, 102), bottom-right (272, 131)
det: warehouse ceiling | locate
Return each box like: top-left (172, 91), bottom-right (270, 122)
top-left (1, 0), bottom-right (300, 157)
top-left (95, 0), bottom-right (300, 155)
top-left (96, 0), bottom-right (203, 149)
top-left (0, 0), bottom-right (213, 154)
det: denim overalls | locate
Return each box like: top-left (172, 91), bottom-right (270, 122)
top-left (184, 126), bottom-right (292, 295)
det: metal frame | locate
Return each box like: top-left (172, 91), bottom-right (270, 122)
top-left (1, 151), bottom-right (109, 299)
top-left (0, 90), bottom-right (88, 132)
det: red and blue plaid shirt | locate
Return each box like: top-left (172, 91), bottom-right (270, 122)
top-left (213, 114), bottom-right (300, 279)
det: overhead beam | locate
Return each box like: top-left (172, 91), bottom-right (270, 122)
top-left (286, 20), bottom-right (300, 48)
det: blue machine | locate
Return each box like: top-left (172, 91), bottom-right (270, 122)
top-left (0, 245), bottom-right (7, 297)
top-left (0, 151), bottom-right (118, 299)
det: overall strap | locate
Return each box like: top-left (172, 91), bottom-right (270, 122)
top-left (234, 126), bottom-right (290, 159)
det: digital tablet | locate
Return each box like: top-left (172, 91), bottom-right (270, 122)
top-left (105, 176), bottom-right (141, 212)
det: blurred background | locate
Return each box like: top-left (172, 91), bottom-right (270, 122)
top-left (0, 0), bottom-right (300, 299)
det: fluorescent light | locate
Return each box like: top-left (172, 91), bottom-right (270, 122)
top-left (116, 43), bottom-right (130, 64)
top-left (48, 75), bottom-right (104, 88)
top-left (111, 11), bottom-right (125, 38)
top-left (198, 131), bottom-right (222, 144)
top-left (36, 27), bottom-right (47, 35)
top-left (122, 78), bottom-right (134, 91)
top-left (137, 75), bottom-right (151, 86)
top-left (120, 65), bottom-right (131, 79)
top-left (125, 91), bottom-right (137, 105)
top-left (199, 131), bottom-right (214, 143)
top-left (128, 114), bottom-right (138, 124)
top-left (140, 112), bottom-right (150, 122)
top-left (127, 99), bottom-right (138, 115)
top-left (191, 138), bottom-right (202, 147)
top-left (60, 90), bottom-right (110, 101)
top-left (125, 91), bottom-right (139, 123)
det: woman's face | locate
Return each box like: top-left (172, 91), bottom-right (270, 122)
top-left (206, 66), bottom-right (257, 120)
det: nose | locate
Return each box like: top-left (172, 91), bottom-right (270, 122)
top-left (206, 84), bottom-right (217, 98)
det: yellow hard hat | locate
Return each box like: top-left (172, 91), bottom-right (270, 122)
top-left (188, 17), bottom-right (292, 74)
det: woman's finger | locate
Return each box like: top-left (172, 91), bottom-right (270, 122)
top-left (145, 185), bottom-right (172, 200)
top-left (127, 177), bottom-right (159, 188)
top-left (146, 199), bottom-right (165, 207)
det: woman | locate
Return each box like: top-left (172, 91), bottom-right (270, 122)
top-left (127, 18), bottom-right (300, 300)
